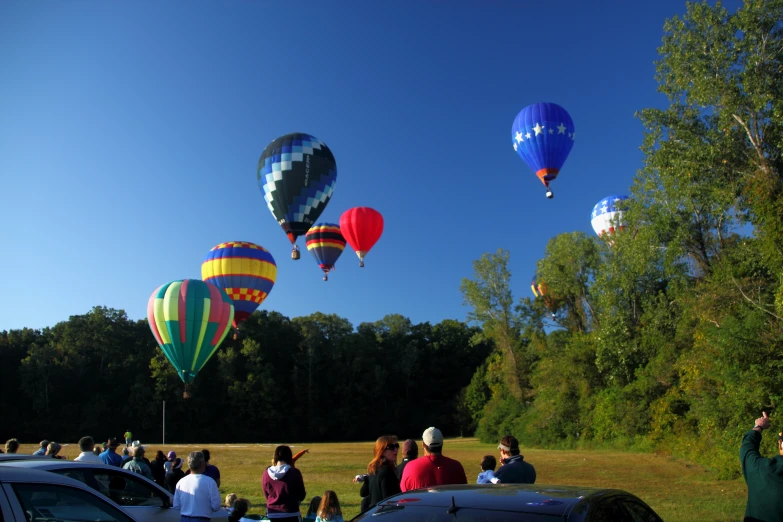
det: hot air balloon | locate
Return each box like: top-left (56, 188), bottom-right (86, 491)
top-left (591, 194), bottom-right (629, 237)
top-left (201, 241), bottom-right (277, 328)
top-left (339, 207), bottom-right (384, 267)
top-left (531, 277), bottom-right (547, 299)
top-left (305, 223), bottom-right (346, 281)
top-left (147, 279), bottom-right (234, 398)
top-left (257, 133), bottom-right (337, 260)
top-left (511, 103), bottom-right (575, 199)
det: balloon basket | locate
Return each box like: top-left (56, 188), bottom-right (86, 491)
top-left (359, 261), bottom-right (365, 268)
top-left (183, 384), bottom-right (192, 400)
top-left (291, 248), bottom-right (300, 260)
top-left (323, 274), bottom-right (328, 281)
top-left (546, 190), bottom-right (554, 199)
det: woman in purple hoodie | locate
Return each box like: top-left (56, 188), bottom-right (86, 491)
top-left (262, 445), bottom-right (306, 521)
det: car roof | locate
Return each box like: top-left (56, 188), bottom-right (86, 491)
top-left (380, 484), bottom-right (635, 516)
top-left (0, 455), bottom-right (53, 462)
top-left (0, 459), bottom-right (173, 496)
top-left (0, 465), bottom-right (100, 486)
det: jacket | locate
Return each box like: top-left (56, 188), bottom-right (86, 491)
top-left (262, 464), bottom-right (306, 517)
top-left (494, 455), bottom-right (536, 484)
top-left (741, 429), bottom-right (783, 522)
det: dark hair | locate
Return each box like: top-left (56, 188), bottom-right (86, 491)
top-left (78, 436), bottom-right (95, 453)
top-left (228, 499), bottom-right (250, 522)
top-left (155, 450), bottom-right (166, 461)
top-left (481, 455), bottom-right (497, 471)
top-left (5, 439), bottom-right (19, 453)
top-left (500, 435), bottom-right (520, 456)
top-left (273, 445), bottom-right (293, 465)
top-left (306, 496), bottom-right (322, 517)
top-left (317, 491), bottom-right (342, 520)
top-left (201, 449), bottom-right (211, 462)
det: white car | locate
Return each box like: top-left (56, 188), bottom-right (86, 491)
top-left (0, 460), bottom-right (229, 522)
top-left (0, 466), bottom-right (139, 522)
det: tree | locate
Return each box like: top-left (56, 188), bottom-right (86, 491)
top-left (460, 249), bottom-right (525, 399)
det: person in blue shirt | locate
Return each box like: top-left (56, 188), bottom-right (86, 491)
top-left (99, 438), bottom-right (123, 467)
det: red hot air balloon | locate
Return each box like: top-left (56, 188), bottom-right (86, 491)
top-left (339, 207), bottom-right (384, 267)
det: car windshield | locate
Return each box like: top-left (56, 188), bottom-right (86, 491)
top-left (352, 504), bottom-right (562, 521)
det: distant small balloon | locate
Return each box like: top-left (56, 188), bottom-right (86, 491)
top-left (306, 223), bottom-right (346, 281)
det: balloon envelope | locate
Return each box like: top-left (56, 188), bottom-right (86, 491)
top-left (306, 223), bottom-right (346, 278)
top-left (591, 195), bottom-right (630, 236)
top-left (257, 133), bottom-right (337, 245)
top-left (511, 103), bottom-right (575, 188)
top-left (201, 241), bottom-right (277, 327)
top-left (147, 279), bottom-right (234, 384)
top-left (339, 207), bottom-right (384, 266)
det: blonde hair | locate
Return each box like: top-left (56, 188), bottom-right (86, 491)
top-left (367, 435), bottom-right (397, 475)
top-left (317, 491), bottom-right (342, 520)
top-left (225, 493), bottom-right (238, 508)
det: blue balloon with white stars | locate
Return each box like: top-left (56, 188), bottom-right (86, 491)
top-left (511, 103), bottom-right (575, 189)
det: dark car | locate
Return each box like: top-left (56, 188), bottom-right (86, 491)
top-left (350, 484), bottom-right (663, 522)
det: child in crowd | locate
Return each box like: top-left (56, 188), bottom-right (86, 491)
top-left (303, 496), bottom-right (322, 522)
top-left (228, 499), bottom-right (252, 522)
top-left (476, 455), bottom-right (500, 484)
top-left (316, 490), bottom-right (343, 522)
top-left (225, 493), bottom-right (238, 514)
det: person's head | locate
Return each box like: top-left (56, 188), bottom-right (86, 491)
top-left (172, 457), bottom-right (183, 471)
top-left (422, 427), bottom-right (444, 455)
top-left (78, 436), bottom-right (94, 453)
top-left (155, 450), bottom-right (166, 462)
top-left (167, 451), bottom-right (176, 461)
top-left (201, 449), bottom-right (211, 463)
top-left (402, 439), bottom-right (418, 460)
top-left (225, 493), bottom-right (238, 508)
top-left (5, 439), bottom-right (19, 454)
top-left (481, 455), bottom-right (497, 471)
top-left (108, 438), bottom-right (119, 451)
top-left (93, 445), bottom-right (102, 456)
top-left (46, 442), bottom-right (61, 456)
top-left (368, 435), bottom-right (398, 474)
top-left (188, 451), bottom-right (206, 473)
top-left (498, 435), bottom-right (520, 458)
top-left (134, 446), bottom-right (146, 459)
top-left (122, 447), bottom-right (130, 457)
top-left (306, 496), bottom-right (322, 517)
top-left (233, 499), bottom-right (250, 518)
top-left (317, 490), bottom-right (342, 520)
top-left (272, 445), bottom-right (293, 466)
top-left (39, 440), bottom-right (50, 451)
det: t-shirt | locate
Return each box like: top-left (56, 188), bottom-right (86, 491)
top-left (400, 454), bottom-right (467, 492)
top-left (204, 464), bottom-right (220, 483)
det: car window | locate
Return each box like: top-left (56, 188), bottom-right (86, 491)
top-left (353, 504), bottom-right (560, 521)
top-left (12, 483), bottom-right (134, 522)
top-left (588, 498), bottom-right (635, 522)
top-left (90, 470), bottom-right (166, 507)
top-left (621, 501), bottom-right (662, 522)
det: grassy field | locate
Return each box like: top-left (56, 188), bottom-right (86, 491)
top-left (18, 438), bottom-right (748, 521)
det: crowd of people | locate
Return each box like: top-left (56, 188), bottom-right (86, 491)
top-left (5, 415), bottom-right (782, 521)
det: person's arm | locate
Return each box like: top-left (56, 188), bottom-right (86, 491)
top-left (295, 469), bottom-right (306, 502)
top-left (360, 477), bottom-right (370, 497)
top-left (741, 411), bottom-right (770, 476)
top-left (173, 488), bottom-right (181, 509)
top-left (210, 481), bottom-right (222, 512)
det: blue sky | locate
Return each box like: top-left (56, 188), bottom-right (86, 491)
top-left (0, 0), bottom-right (729, 332)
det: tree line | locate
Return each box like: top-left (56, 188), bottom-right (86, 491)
top-left (0, 308), bottom-right (493, 445)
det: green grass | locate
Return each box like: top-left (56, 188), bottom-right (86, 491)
top-left (18, 438), bottom-right (748, 521)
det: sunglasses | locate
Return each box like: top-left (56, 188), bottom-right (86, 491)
top-left (385, 443), bottom-right (400, 451)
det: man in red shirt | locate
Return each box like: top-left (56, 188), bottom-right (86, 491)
top-left (400, 427), bottom-right (468, 491)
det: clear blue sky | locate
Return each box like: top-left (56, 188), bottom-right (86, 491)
top-left (0, 0), bottom-right (727, 332)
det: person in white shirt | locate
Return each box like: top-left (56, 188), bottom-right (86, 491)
top-left (74, 436), bottom-right (103, 463)
top-left (173, 451), bottom-right (222, 522)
